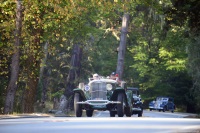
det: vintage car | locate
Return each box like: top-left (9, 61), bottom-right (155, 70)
top-left (127, 87), bottom-right (143, 117)
top-left (73, 77), bottom-right (133, 117)
top-left (149, 96), bottom-right (175, 113)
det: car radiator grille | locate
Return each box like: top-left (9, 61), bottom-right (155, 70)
top-left (90, 82), bottom-right (107, 100)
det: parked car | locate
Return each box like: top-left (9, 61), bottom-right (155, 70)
top-left (149, 96), bottom-right (175, 113)
top-left (73, 77), bottom-right (133, 117)
top-left (127, 87), bottom-right (143, 117)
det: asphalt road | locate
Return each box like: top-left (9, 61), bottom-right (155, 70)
top-left (94, 110), bottom-right (198, 118)
top-left (0, 110), bottom-right (199, 133)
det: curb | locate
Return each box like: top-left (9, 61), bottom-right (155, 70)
top-left (0, 113), bottom-right (51, 119)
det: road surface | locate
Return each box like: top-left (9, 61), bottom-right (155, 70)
top-left (0, 110), bottom-right (199, 133)
top-left (95, 110), bottom-right (197, 118)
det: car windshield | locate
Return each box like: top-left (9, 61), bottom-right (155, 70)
top-left (162, 102), bottom-right (167, 104)
top-left (162, 98), bottom-right (169, 101)
top-left (156, 97), bottom-right (169, 101)
top-left (132, 90), bottom-right (137, 95)
top-left (89, 80), bottom-right (117, 90)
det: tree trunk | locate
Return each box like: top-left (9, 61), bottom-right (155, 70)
top-left (116, 13), bottom-right (130, 80)
top-left (39, 42), bottom-right (49, 103)
top-left (23, 76), bottom-right (38, 113)
top-left (4, 0), bottom-right (22, 114)
top-left (23, 29), bottom-right (42, 113)
top-left (64, 43), bottom-right (82, 109)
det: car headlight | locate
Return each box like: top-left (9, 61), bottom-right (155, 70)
top-left (106, 84), bottom-right (112, 91)
top-left (84, 85), bottom-right (90, 91)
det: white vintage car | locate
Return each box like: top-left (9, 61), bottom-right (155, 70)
top-left (73, 77), bottom-right (133, 117)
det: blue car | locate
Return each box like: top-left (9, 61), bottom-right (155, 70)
top-left (149, 96), bottom-right (175, 113)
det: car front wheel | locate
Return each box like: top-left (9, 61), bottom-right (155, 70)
top-left (138, 111), bottom-right (142, 117)
top-left (125, 106), bottom-right (132, 117)
top-left (110, 111), bottom-right (115, 117)
top-left (163, 107), bottom-right (166, 112)
top-left (74, 93), bottom-right (82, 117)
top-left (117, 93), bottom-right (125, 117)
top-left (86, 110), bottom-right (93, 117)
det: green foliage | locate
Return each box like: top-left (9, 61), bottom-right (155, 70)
top-left (51, 89), bottom-right (65, 99)
top-left (123, 0), bottom-right (195, 112)
top-left (187, 34), bottom-right (200, 112)
top-left (88, 30), bottom-right (119, 76)
top-left (0, 78), bottom-right (8, 114)
top-left (164, 0), bottom-right (200, 112)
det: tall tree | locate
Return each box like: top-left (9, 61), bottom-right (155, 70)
top-left (116, 13), bottom-right (130, 80)
top-left (22, 1), bottom-right (44, 112)
top-left (65, 43), bottom-right (82, 109)
top-left (4, 0), bottom-right (22, 114)
top-left (12, 0), bottom-right (52, 113)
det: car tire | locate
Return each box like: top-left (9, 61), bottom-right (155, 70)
top-left (138, 111), bottom-right (142, 117)
top-left (74, 93), bottom-right (82, 117)
top-left (163, 107), bottom-right (166, 112)
top-left (125, 106), bottom-right (132, 117)
top-left (86, 110), bottom-right (93, 117)
top-left (117, 93), bottom-right (125, 117)
top-left (110, 111), bottom-right (115, 117)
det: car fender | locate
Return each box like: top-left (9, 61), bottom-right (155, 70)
top-left (110, 87), bottom-right (129, 107)
top-left (73, 88), bottom-right (87, 101)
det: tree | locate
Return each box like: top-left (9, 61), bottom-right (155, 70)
top-left (122, 0), bottom-right (195, 111)
top-left (164, 0), bottom-right (200, 112)
top-left (64, 43), bottom-right (82, 109)
top-left (116, 13), bottom-right (130, 80)
top-left (4, 0), bottom-right (22, 114)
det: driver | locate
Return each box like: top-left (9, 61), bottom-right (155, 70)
top-left (93, 73), bottom-right (99, 80)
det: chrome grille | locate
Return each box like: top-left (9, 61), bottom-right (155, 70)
top-left (90, 82), bottom-right (107, 100)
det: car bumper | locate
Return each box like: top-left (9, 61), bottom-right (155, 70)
top-left (132, 108), bottom-right (142, 111)
top-left (149, 106), bottom-right (164, 110)
top-left (77, 100), bottom-right (121, 106)
top-left (77, 100), bottom-right (121, 109)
